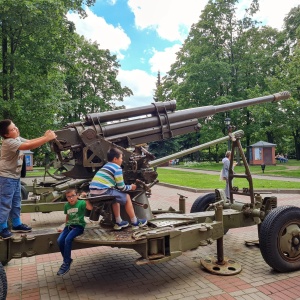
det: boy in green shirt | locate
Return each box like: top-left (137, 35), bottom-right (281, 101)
top-left (57, 188), bottom-right (92, 276)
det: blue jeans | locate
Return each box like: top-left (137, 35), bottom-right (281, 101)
top-left (0, 176), bottom-right (22, 229)
top-left (57, 225), bottom-right (84, 264)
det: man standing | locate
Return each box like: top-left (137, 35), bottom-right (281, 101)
top-left (0, 119), bottom-right (56, 239)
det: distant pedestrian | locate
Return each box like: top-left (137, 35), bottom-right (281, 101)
top-left (221, 151), bottom-right (236, 199)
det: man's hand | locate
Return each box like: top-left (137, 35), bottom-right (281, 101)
top-left (131, 184), bottom-right (137, 191)
top-left (44, 130), bottom-right (57, 141)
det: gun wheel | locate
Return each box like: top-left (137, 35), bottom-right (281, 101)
top-left (190, 193), bottom-right (216, 213)
top-left (190, 193), bottom-right (228, 234)
top-left (259, 206), bottom-right (300, 272)
top-left (0, 262), bottom-right (7, 300)
top-left (21, 183), bottom-right (29, 200)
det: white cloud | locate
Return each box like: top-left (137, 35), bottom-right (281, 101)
top-left (128, 0), bottom-right (299, 41)
top-left (149, 44), bottom-right (181, 74)
top-left (128, 0), bottom-right (206, 42)
top-left (117, 69), bottom-right (157, 107)
top-left (237, 0), bottom-right (299, 29)
top-left (260, 0), bottom-right (299, 29)
top-left (67, 0), bottom-right (299, 109)
top-left (67, 8), bottom-right (131, 58)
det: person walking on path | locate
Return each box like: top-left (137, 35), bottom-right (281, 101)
top-left (221, 151), bottom-right (233, 199)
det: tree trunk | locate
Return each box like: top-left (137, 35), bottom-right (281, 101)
top-left (266, 131), bottom-right (275, 144)
top-left (293, 130), bottom-right (300, 160)
top-left (2, 20), bottom-right (8, 101)
top-left (9, 36), bottom-right (14, 100)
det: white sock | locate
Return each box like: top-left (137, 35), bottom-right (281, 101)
top-left (131, 217), bottom-right (137, 223)
top-left (116, 216), bottom-right (122, 223)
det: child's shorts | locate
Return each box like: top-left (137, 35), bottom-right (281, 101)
top-left (90, 188), bottom-right (127, 205)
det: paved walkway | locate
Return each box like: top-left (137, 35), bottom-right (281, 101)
top-left (4, 184), bottom-right (300, 300)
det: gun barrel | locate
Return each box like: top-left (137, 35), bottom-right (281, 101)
top-left (53, 91), bottom-right (290, 151)
top-left (68, 100), bottom-right (177, 127)
top-left (165, 91), bottom-right (290, 122)
top-left (92, 91), bottom-right (290, 140)
top-left (149, 130), bottom-right (244, 167)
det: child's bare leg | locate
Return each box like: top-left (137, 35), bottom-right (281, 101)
top-left (124, 194), bottom-right (135, 219)
top-left (112, 196), bottom-right (135, 220)
top-left (112, 203), bottom-right (121, 218)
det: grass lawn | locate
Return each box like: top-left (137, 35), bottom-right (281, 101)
top-left (27, 160), bottom-right (300, 190)
top-left (26, 167), bottom-right (56, 177)
top-left (175, 159), bottom-right (300, 177)
top-left (157, 166), bottom-right (300, 189)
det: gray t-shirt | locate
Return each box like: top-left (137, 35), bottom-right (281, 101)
top-left (0, 137), bottom-right (27, 179)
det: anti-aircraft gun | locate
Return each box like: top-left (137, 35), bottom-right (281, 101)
top-left (51, 91), bottom-right (290, 185)
top-left (2, 91), bottom-right (300, 294)
top-left (21, 92), bottom-right (290, 212)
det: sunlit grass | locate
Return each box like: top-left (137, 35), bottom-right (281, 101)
top-left (175, 159), bottom-right (300, 178)
top-left (156, 168), bottom-right (300, 189)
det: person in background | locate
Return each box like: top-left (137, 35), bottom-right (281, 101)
top-left (221, 150), bottom-right (235, 199)
top-left (0, 119), bottom-right (56, 239)
top-left (57, 188), bottom-right (93, 276)
top-left (89, 147), bottom-right (147, 230)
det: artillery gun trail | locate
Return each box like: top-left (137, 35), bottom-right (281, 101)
top-left (2, 91), bottom-right (299, 296)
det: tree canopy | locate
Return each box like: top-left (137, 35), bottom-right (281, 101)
top-left (155, 0), bottom-right (300, 160)
top-left (1, 0), bottom-right (300, 161)
top-left (0, 0), bottom-right (132, 141)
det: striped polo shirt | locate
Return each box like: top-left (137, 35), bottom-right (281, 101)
top-left (89, 162), bottom-right (131, 192)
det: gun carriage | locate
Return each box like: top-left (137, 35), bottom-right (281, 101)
top-left (2, 91), bottom-right (300, 298)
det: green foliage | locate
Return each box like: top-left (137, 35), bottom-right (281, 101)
top-left (59, 36), bottom-right (133, 126)
top-left (158, 0), bottom-right (300, 160)
top-left (0, 0), bottom-right (131, 149)
top-left (149, 138), bottom-right (181, 159)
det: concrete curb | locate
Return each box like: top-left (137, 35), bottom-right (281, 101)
top-left (157, 182), bottom-right (300, 194)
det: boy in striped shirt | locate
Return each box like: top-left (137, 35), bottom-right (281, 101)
top-left (89, 147), bottom-right (147, 230)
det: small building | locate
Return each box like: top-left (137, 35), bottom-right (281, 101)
top-left (249, 141), bottom-right (276, 165)
top-left (23, 150), bottom-right (34, 171)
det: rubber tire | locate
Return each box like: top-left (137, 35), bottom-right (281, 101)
top-left (0, 262), bottom-right (7, 300)
top-left (259, 205), bottom-right (300, 272)
top-left (190, 193), bottom-right (216, 213)
top-left (21, 183), bottom-right (29, 200)
top-left (190, 192), bottom-right (228, 234)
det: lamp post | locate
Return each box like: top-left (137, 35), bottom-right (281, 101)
top-left (224, 117), bottom-right (231, 150)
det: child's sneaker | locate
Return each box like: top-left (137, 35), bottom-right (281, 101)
top-left (131, 218), bottom-right (147, 229)
top-left (57, 261), bottom-right (71, 276)
top-left (114, 220), bottom-right (129, 231)
top-left (0, 228), bottom-right (12, 239)
top-left (11, 224), bottom-right (32, 233)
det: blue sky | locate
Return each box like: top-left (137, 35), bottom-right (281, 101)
top-left (67, 0), bottom-right (299, 108)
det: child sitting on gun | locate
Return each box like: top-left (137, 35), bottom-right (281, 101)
top-left (57, 188), bottom-right (93, 276)
top-left (89, 147), bottom-right (147, 230)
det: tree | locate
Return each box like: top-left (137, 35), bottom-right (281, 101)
top-left (59, 36), bottom-right (133, 125)
top-left (0, 0), bottom-right (135, 163)
top-left (0, 0), bottom-right (97, 135)
top-left (158, 0), bottom-right (296, 161)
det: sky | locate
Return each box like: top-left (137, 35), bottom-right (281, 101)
top-left (67, 0), bottom-right (299, 108)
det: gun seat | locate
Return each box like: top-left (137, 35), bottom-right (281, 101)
top-left (82, 195), bottom-right (116, 225)
top-left (85, 195), bottom-right (116, 203)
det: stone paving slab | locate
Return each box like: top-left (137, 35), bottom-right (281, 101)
top-left (4, 185), bottom-right (300, 300)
